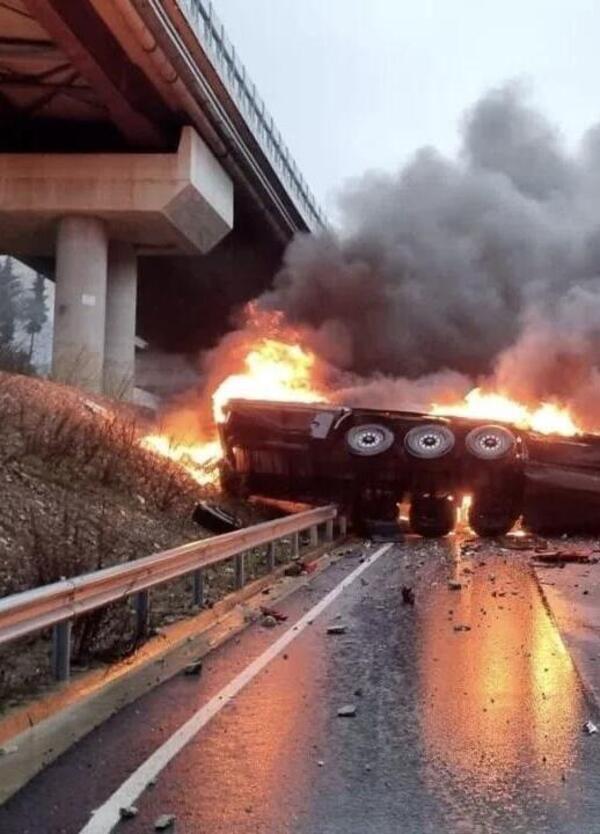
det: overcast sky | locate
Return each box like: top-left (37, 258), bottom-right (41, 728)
top-left (214, 0), bottom-right (600, 213)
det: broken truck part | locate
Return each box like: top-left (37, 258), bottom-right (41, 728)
top-left (218, 399), bottom-right (600, 538)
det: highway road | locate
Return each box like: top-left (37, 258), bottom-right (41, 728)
top-left (2, 535), bottom-right (600, 834)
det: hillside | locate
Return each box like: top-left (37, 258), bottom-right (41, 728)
top-left (0, 372), bottom-right (255, 702)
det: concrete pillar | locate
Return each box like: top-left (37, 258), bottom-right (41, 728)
top-left (52, 216), bottom-right (107, 392)
top-left (104, 242), bottom-right (137, 399)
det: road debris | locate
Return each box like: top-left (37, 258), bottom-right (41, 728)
top-left (119, 806), bottom-right (138, 820)
top-left (284, 562), bottom-right (304, 577)
top-left (401, 586), bottom-right (415, 605)
top-left (184, 660), bottom-right (203, 676)
top-left (337, 704), bottom-right (357, 717)
top-left (260, 606), bottom-right (288, 622)
top-left (534, 550), bottom-right (599, 566)
top-left (261, 615), bottom-right (277, 628)
top-left (326, 624), bottom-right (348, 635)
top-left (453, 624), bottom-right (472, 632)
top-left (583, 721), bottom-right (598, 735)
top-left (499, 534), bottom-right (547, 551)
top-left (154, 814), bottom-right (176, 831)
top-left (448, 580), bottom-right (463, 591)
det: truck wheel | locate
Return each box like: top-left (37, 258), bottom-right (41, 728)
top-left (468, 494), bottom-right (519, 537)
top-left (409, 495), bottom-right (456, 537)
top-left (346, 424), bottom-right (395, 456)
top-left (465, 425), bottom-right (516, 460)
top-left (404, 425), bottom-right (455, 459)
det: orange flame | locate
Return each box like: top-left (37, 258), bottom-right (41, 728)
top-left (140, 308), bottom-right (326, 485)
top-left (432, 387), bottom-right (580, 436)
top-left (212, 338), bottom-right (325, 422)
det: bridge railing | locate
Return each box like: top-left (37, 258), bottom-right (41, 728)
top-left (179, 0), bottom-right (327, 231)
top-left (0, 505), bottom-right (342, 682)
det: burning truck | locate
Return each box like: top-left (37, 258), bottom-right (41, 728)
top-left (218, 399), bottom-right (600, 538)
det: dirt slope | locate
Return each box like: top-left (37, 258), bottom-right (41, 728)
top-left (0, 372), bottom-right (258, 703)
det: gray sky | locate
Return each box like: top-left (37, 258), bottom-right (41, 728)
top-left (214, 0), bottom-right (600, 213)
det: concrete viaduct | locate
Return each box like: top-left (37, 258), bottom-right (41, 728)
top-left (0, 0), bottom-right (324, 397)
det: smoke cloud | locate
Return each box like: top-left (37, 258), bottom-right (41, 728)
top-left (230, 82), bottom-right (600, 428)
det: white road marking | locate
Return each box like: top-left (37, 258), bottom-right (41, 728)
top-left (79, 542), bottom-right (393, 834)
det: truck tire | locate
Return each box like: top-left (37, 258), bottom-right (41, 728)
top-left (346, 424), bottom-right (395, 456)
top-left (468, 493), bottom-right (519, 537)
top-left (404, 425), bottom-right (455, 459)
top-left (465, 425), bottom-right (516, 460)
top-left (409, 495), bottom-right (456, 537)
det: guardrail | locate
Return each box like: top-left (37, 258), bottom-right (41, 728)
top-left (0, 506), bottom-right (343, 682)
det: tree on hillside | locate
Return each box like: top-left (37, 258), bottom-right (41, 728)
top-left (22, 272), bottom-right (48, 359)
top-left (0, 257), bottom-right (22, 347)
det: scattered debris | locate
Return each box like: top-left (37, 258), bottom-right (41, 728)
top-left (448, 580), bottom-right (463, 591)
top-left (401, 586), bottom-right (415, 605)
top-left (354, 687), bottom-right (364, 698)
top-left (360, 577), bottom-right (369, 586)
top-left (535, 551), bottom-right (599, 566)
top-left (154, 814), bottom-right (176, 831)
top-left (192, 501), bottom-right (240, 534)
top-left (260, 606), bottom-right (288, 622)
top-left (119, 806), bottom-right (138, 820)
top-left (261, 615), bottom-right (277, 629)
top-left (499, 534), bottom-right (547, 551)
top-left (584, 721), bottom-right (598, 735)
top-left (284, 562), bottom-right (304, 577)
top-left (453, 625), bottom-right (472, 632)
top-left (337, 704), bottom-right (357, 718)
top-left (184, 660), bottom-right (203, 677)
top-left (0, 745), bottom-right (18, 756)
top-left (326, 624), bottom-right (348, 635)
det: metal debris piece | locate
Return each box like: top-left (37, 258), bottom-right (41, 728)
top-left (448, 580), bottom-right (462, 591)
top-left (119, 806), bottom-right (138, 820)
top-left (326, 624), bottom-right (348, 635)
top-left (337, 704), bottom-right (357, 717)
top-left (261, 615), bottom-right (277, 628)
top-left (536, 550), bottom-right (598, 566)
top-left (584, 721), bottom-right (598, 735)
top-left (154, 814), bottom-right (176, 831)
top-left (453, 624), bottom-right (472, 632)
top-left (184, 661), bottom-right (203, 676)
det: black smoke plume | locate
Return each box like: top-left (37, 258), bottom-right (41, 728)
top-left (204, 82), bottom-right (600, 428)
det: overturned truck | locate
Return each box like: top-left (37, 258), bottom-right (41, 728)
top-left (218, 400), bottom-right (600, 537)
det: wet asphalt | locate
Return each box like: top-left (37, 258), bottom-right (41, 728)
top-left (2, 535), bottom-right (600, 834)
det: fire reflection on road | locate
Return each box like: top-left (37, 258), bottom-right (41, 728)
top-left (418, 544), bottom-right (578, 815)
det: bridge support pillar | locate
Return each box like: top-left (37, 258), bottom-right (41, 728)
top-left (52, 216), bottom-right (107, 393)
top-left (104, 242), bottom-right (137, 399)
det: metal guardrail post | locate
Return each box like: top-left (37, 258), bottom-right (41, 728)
top-left (52, 620), bottom-right (72, 682)
top-left (235, 552), bottom-right (245, 589)
top-left (309, 525), bottom-right (319, 548)
top-left (292, 532), bottom-right (300, 559)
top-left (266, 541), bottom-right (276, 572)
top-left (193, 569), bottom-right (204, 607)
top-left (135, 589), bottom-right (150, 637)
top-left (325, 519), bottom-right (334, 542)
top-left (339, 516), bottom-right (348, 537)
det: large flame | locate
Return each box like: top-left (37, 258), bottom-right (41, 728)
top-left (432, 387), bottom-right (580, 436)
top-left (140, 308), bottom-right (326, 485)
top-left (212, 337), bottom-right (325, 422)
